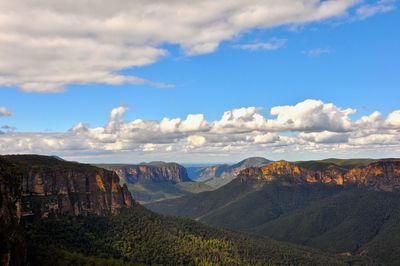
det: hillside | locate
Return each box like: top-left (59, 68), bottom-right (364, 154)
top-left (147, 178), bottom-right (344, 230)
top-left (252, 189), bottom-right (400, 265)
top-left (0, 155), bottom-right (345, 266)
top-left (123, 180), bottom-right (213, 203)
top-left (147, 158), bottom-right (400, 265)
top-left (187, 157), bottom-right (272, 188)
top-left (25, 202), bottom-right (348, 266)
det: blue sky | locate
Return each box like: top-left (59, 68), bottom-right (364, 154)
top-left (0, 1), bottom-right (399, 163)
top-left (2, 8), bottom-right (399, 131)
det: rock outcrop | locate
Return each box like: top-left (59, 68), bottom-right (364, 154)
top-left (239, 159), bottom-right (400, 191)
top-left (0, 157), bottom-right (25, 266)
top-left (99, 162), bottom-right (190, 183)
top-left (0, 155), bottom-right (135, 266)
top-left (1, 155), bottom-right (133, 218)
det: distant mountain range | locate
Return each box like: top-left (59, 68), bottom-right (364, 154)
top-left (147, 158), bottom-right (400, 265)
top-left (95, 157), bottom-right (271, 203)
top-left (187, 157), bottom-right (272, 188)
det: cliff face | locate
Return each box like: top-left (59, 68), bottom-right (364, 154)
top-left (0, 157), bottom-right (25, 266)
top-left (239, 159), bottom-right (400, 191)
top-left (0, 155), bottom-right (135, 266)
top-left (100, 162), bottom-right (190, 183)
top-left (1, 155), bottom-right (133, 218)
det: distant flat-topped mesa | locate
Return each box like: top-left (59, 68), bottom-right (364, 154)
top-left (0, 155), bottom-right (133, 219)
top-left (239, 159), bottom-right (400, 191)
top-left (97, 162), bottom-right (190, 183)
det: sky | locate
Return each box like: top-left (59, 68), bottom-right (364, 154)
top-left (0, 0), bottom-right (399, 164)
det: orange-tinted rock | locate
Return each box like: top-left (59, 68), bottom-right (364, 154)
top-left (1, 155), bottom-right (133, 218)
top-left (239, 159), bottom-right (400, 191)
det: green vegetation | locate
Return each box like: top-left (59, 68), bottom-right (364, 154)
top-left (148, 175), bottom-right (400, 265)
top-left (25, 202), bottom-right (344, 266)
top-left (252, 189), bottom-right (400, 265)
top-left (147, 178), bottom-right (343, 230)
top-left (125, 180), bottom-right (213, 203)
top-left (3, 154), bottom-right (99, 175)
top-left (294, 158), bottom-right (377, 170)
top-left (197, 175), bottom-right (237, 188)
top-left (0, 157), bottom-right (26, 266)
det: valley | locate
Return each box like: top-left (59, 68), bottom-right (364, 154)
top-left (1, 155), bottom-right (348, 266)
top-left (148, 158), bottom-right (400, 265)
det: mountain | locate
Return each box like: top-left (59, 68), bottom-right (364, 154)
top-left (3, 155), bottom-right (133, 218)
top-left (147, 158), bottom-right (400, 265)
top-left (240, 159), bottom-right (400, 191)
top-left (97, 162), bottom-right (191, 183)
top-left (96, 162), bottom-right (212, 203)
top-left (0, 154), bottom-right (133, 266)
top-left (251, 188), bottom-right (400, 265)
top-left (187, 157), bottom-right (272, 188)
top-left (0, 155), bottom-right (345, 266)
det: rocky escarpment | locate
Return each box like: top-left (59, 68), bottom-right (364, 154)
top-left (0, 157), bottom-right (25, 266)
top-left (239, 159), bottom-right (400, 191)
top-left (0, 155), bottom-right (135, 266)
top-left (2, 155), bottom-right (133, 219)
top-left (99, 162), bottom-right (190, 183)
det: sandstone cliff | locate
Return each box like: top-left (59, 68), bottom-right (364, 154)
top-left (99, 162), bottom-right (190, 183)
top-left (0, 157), bottom-right (25, 266)
top-left (2, 155), bottom-right (133, 218)
top-left (0, 155), bottom-right (135, 266)
top-left (239, 159), bottom-right (400, 191)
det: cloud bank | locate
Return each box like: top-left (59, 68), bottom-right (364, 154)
top-left (1, 99), bottom-right (399, 161)
top-left (0, 0), bottom-right (371, 92)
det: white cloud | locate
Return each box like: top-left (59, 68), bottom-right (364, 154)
top-left (356, 0), bottom-right (397, 20)
top-left (180, 114), bottom-right (209, 132)
top-left (142, 143), bottom-right (157, 152)
top-left (213, 107), bottom-right (267, 133)
top-left (0, 107), bottom-right (12, 117)
top-left (0, 0), bottom-right (362, 92)
top-left (234, 38), bottom-right (286, 51)
top-left (299, 131), bottom-right (349, 144)
top-left (267, 99), bottom-right (356, 132)
top-left (1, 99), bottom-right (399, 161)
top-left (187, 135), bottom-right (206, 147)
top-left (349, 133), bottom-right (400, 146)
top-left (385, 110), bottom-right (400, 127)
top-left (254, 133), bottom-right (280, 143)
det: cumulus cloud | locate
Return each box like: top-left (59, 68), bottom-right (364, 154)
top-left (0, 107), bottom-right (12, 117)
top-left (267, 99), bottom-right (356, 132)
top-left (213, 107), bottom-right (267, 133)
top-left (254, 133), bottom-right (280, 144)
top-left (187, 135), bottom-right (206, 147)
top-left (1, 99), bottom-right (399, 160)
top-left (385, 110), bottom-right (400, 127)
top-left (299, 131), bottom-right (349, 144)
top-left (0, 0), bottom-right (364, 92)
